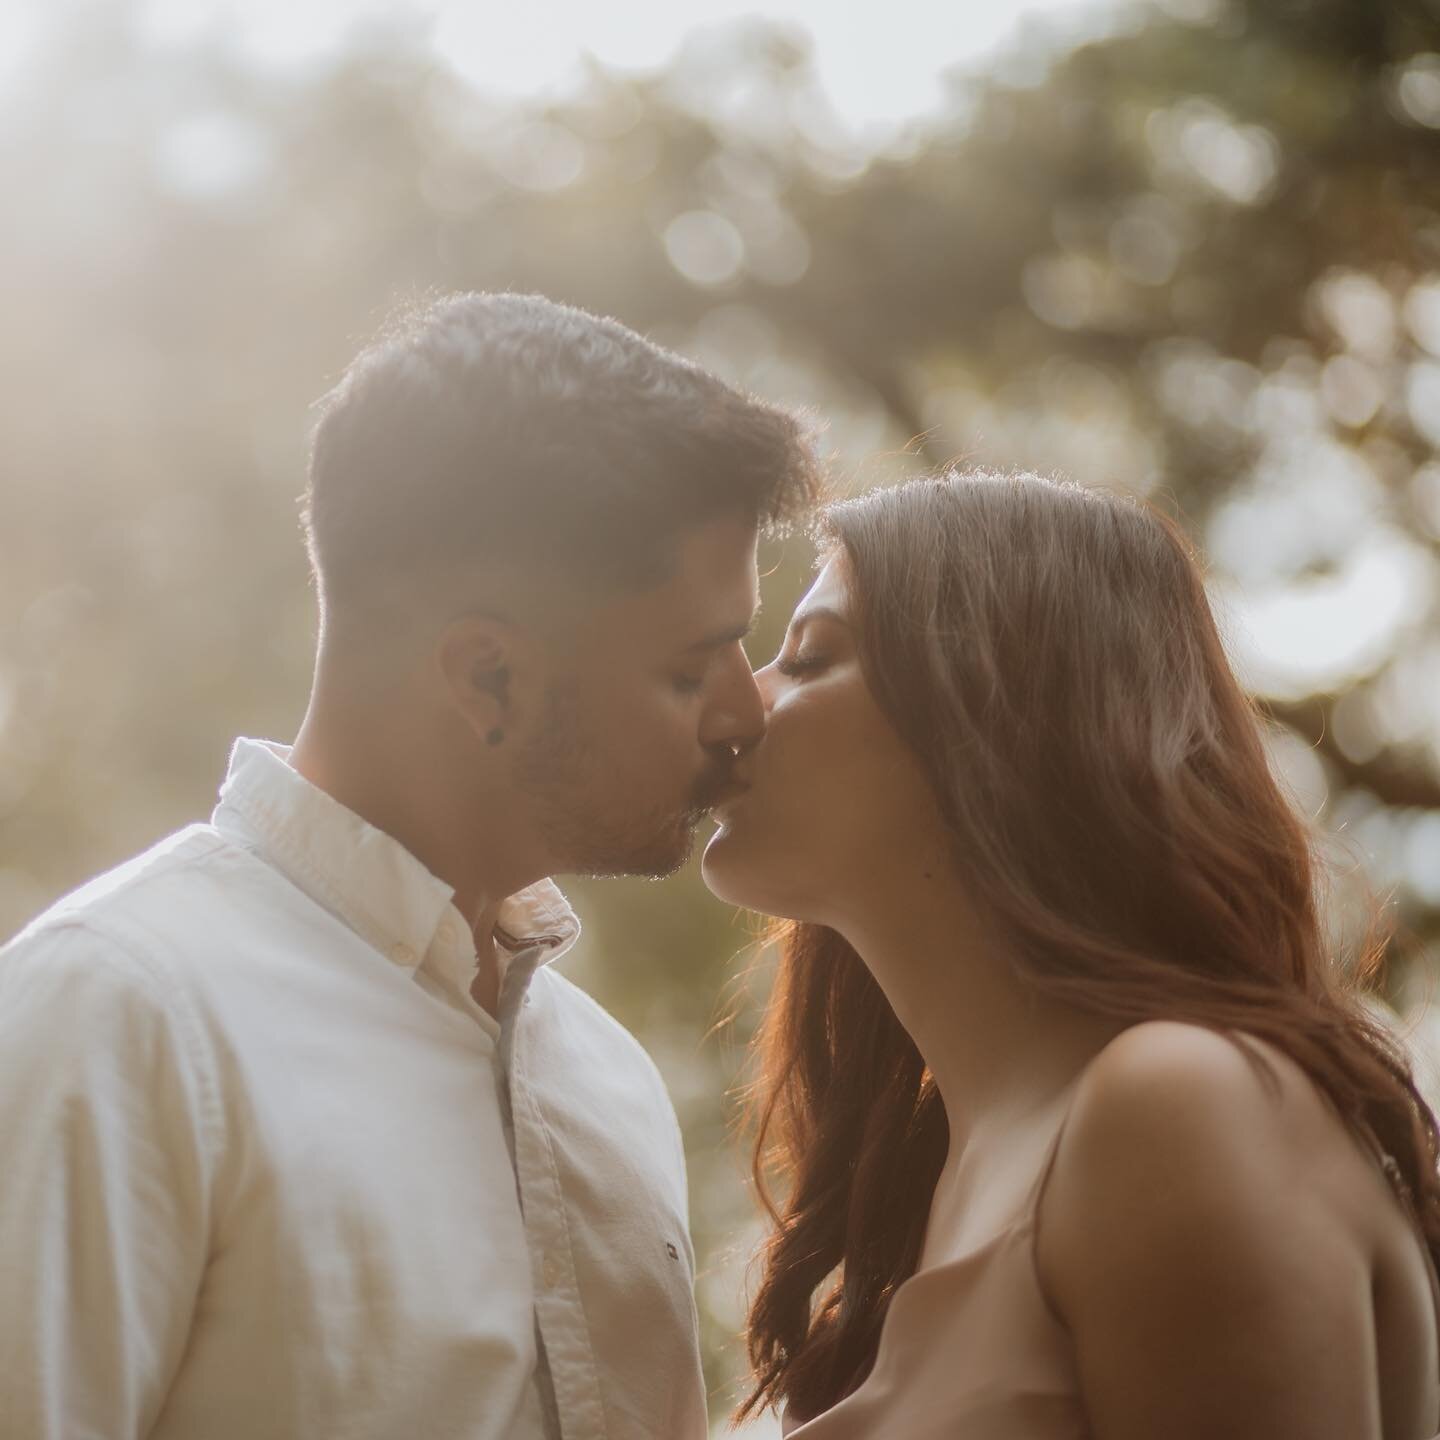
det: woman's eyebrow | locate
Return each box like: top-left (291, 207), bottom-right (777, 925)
top-left (788, 605), bottom-right (851, 633)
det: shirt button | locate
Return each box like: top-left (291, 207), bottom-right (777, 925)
top-left (390, 941), bottom-right (416, 966)
top-left (541, 1253), bottom-right (562, 1289)
top-left (436, 921), bottom-right (456, 947)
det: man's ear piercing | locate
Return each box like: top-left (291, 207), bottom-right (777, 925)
top-left (473, 663), bottom-right (511, 698)
top-left (474, 666), bottom-right (508, 747)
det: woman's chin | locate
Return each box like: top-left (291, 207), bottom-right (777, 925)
top-left (700, 822), bottom-right (764, 907)
top-left (700, 825), bottom-right (804, 921)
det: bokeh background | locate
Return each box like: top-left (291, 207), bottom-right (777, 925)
top-left (4, 0), bottom-right (1440, 1430)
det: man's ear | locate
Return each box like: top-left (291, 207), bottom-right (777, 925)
top-left (435, 614), bottom-right (535, 748)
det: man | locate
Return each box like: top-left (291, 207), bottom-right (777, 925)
top-left (0, 293), bottom-right (820, 1439)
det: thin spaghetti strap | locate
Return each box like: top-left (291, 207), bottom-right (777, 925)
top-left (1353, 1118), bottom-right (1424, 1234)
top-left (1026, 1103), bottom-right (1076, 1220)
top-left (1025, 1082), bottom-right (1082, 1226)
top-left (1022, 1079), bottom-right (1090, 1332)
top-left (1353, 1118), bottom-right (1440, 1325)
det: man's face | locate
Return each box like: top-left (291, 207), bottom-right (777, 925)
top-left (516, 511), bottom-right (765, 879)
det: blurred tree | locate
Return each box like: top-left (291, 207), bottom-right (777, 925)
top-left (3, 0), bottom-right (1439, 1420)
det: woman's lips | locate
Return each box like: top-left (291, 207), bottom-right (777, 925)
top-left (707, 780), bottom-right (751, 816)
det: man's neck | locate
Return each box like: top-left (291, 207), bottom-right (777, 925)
top-left (289, 698), bottom-right (537, 965)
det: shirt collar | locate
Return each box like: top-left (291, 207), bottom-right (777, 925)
top-left (210, 737), bottom-right (581, 973)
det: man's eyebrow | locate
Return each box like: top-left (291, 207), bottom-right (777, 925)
top-left (679, 602), bottom-right (763, 654)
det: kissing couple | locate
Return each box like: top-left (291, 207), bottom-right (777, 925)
top-left (2, 293), bottom-right (1437, 1440)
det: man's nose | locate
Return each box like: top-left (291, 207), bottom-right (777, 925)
top-left (698, 651), bottom-right (767, 756)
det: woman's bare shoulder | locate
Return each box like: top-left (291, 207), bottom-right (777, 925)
top-left (1056, 1018), bottom-right (1358, 1171)
top-left (1031, 1020), bottom-right (1393, 1438)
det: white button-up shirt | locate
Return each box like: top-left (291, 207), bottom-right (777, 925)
top-left (0, 738), bottom-right (708, 1440)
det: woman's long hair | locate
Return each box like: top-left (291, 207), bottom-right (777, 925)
top-left (735, 470), bottom-right (1440, 1425)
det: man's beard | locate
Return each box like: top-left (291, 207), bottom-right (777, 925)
top-left (515, 680), bottom-right (734, 880)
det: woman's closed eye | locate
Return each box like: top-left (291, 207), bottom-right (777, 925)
top-left (774, 650), bottom-right (828, 679)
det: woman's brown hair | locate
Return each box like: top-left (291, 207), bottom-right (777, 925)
top-left (735, 470), bottom-right (1440, 1425)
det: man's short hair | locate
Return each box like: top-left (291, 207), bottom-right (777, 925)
top-left (302, 292), bottom-right (821, 622)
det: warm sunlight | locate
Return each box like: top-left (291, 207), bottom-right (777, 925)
top-left (112, 0), bottom-right (1116, 130)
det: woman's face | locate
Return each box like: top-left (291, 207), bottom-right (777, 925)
top-left (701, 556), bottom-right (950, 924)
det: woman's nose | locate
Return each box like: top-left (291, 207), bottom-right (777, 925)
top-left (752, 660), bottom-right (778, 713)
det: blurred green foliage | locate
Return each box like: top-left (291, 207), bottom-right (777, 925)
top-left (3, 0), bottom-right (1440, 1422)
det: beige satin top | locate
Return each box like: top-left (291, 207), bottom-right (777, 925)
top-left (779, 1062), bottom-right (1440, 1440)
top-left (779, 1107), bottom-right (1086, 1440)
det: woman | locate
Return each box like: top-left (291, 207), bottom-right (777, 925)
top-left (702, 471), bottom-right (1440, 1439)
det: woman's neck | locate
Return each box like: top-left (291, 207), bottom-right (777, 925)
top-left (830, 871), bottom-right (1122, 1155)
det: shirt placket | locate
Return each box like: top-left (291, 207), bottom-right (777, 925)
top-left (494, 944), bottom-right (608, 1440)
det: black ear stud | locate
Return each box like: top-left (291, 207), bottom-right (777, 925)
top-left (473, 663), bottom-right (511, 697)
top-left (475, 666), bottom-right (509, 748)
